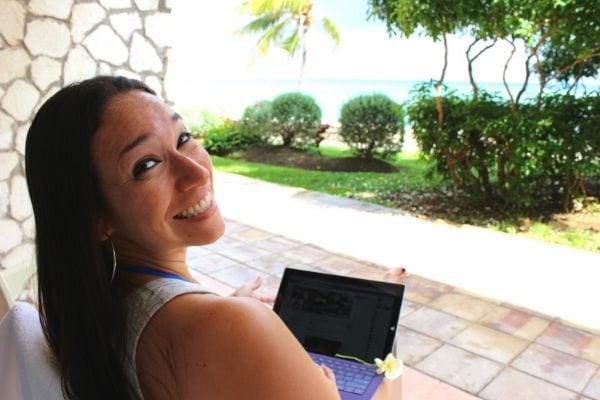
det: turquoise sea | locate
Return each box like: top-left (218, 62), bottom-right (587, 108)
top-left (197, 79), bottom-right (542, 124)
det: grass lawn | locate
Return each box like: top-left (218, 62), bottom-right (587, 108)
top-left (212, 144), bottom-right (599, 253)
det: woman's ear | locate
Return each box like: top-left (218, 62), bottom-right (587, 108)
top-left (95, 217), bottom-right (113, 241)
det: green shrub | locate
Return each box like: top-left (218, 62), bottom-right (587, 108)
top-left (407, 82), bottom-right (600, 208)
top-left (203, 120), bottom-right (264, 156)
top-left (339, 94), bottom-right (404, 159)
top-left (240, 100), bottom-right (275, 141)
top-left (271, 92), bottom-right (322, 146)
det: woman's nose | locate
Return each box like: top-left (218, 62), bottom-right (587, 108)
top-left (172, 153), bottom-right (211, 192)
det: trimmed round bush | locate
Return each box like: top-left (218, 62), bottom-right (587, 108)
top-left (271, 92), bottom-right (322, 146)
top-left (339, 94), bottom-right (404, 159)
top-left (203, 120), bottom-right (264, 156)
top-left (240, 100), bottom-right (275, 141)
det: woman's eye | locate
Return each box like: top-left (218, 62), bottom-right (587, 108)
top-left (177, 132), bottom-right (193, 149)
top-left (132, 158), bottom-right (159, 177)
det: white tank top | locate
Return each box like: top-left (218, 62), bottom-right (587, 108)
top-left (122, 278), bottom-right (213, 398)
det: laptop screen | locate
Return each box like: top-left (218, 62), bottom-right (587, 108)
top-left (274, 268), bottom-right (404, 362)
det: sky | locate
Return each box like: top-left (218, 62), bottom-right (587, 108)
top-left (167, 0), bottom-right (530, 108)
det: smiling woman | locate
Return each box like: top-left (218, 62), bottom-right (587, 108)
top-left (25, 76), bottom-right (341, 400)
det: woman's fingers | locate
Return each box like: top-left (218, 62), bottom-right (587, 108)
top-left (321, 364), bottom-right (336, 384)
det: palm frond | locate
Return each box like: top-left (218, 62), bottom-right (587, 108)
top-left (238, 14), bottom-right (282, 35)
top-left (282, 29), bottom-right (301, 55)
top-left (321, 16), bottom-right (340, 46)
top-left (256, 19), bottom-right (289, 54)
top-left (241, 0), bottom-right (309, 16)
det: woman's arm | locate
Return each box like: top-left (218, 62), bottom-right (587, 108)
top-left (148, 294), bottom-right (340, 400)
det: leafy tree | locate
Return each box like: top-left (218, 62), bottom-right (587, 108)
top-left (239, 0), bottom-right (340, 84)
top-left (368, 0), bottom-right (473, 127)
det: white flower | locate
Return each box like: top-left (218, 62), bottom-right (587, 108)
top-left (374, 353), bottom-right (403, 380)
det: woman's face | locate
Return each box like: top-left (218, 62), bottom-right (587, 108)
top-left (91, 90), bottom-right (225, 257)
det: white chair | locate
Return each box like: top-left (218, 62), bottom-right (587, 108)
top-left (0, 260), bottom-right (36, 319)
top-left (0, 302), bottom-right (65, 400)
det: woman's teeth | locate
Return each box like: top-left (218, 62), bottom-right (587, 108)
top-left (175, 193), bottom-right (213, 219)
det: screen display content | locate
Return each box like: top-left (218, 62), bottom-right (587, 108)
top-left (275, 269), bottom-right (403, 362)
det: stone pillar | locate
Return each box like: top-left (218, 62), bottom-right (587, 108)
top-left (0, 0), bottom-right (173, 301)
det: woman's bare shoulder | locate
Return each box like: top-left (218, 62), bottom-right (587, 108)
top-left (150, 293), bottom-right (340, 399)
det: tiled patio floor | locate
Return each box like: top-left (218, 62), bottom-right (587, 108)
top-left (188, 219), bottom-right (600, 400)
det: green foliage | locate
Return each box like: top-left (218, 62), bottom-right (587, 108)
top-left (179, 108), bottom-right (222, 138)
top-left (407, 82), bottom-right (600, 208)
top-left (368, 0), bottom-right (473, 39)
top-left (203, 120), bottom-right (264, 156)
top-left (368, 0), bottom-right (600, 101)
top-left (240, 100), bottom-right (276, 141)
top-left (339, 94), bottom-right (405, 159)
top-left (271, 92), bottom-right (322, 146)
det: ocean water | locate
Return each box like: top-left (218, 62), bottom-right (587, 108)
top-left (195, 79), bottom-right (541, 124)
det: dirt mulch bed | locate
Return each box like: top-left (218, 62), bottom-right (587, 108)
top-left (374, 187), bottom-right (600, 237)
top-left (234, 146), bottom-right (398, 173)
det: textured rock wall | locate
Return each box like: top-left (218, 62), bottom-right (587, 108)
top-left (0, 0), bottom-right (173, 297)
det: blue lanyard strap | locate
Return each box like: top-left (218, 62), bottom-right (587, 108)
top-left (118, 264), bottom-right (191, 283)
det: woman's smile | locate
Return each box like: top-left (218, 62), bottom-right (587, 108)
top-left (174, 191), bottom-right (217, 220)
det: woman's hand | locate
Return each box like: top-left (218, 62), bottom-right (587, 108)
top-left (232, 276), bottom-right (276, 305)
top-left (320, 364), bottom-right (339, 395)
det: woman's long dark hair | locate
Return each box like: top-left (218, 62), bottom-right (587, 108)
top-left (25, 76), bottom-right (155, 399)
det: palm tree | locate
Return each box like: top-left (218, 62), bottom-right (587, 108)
top-left (239, 0), bottom-right (340, 85)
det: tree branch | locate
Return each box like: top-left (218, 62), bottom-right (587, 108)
top-left (436, 31), bottom-right (448, 128)
top-left (466, 38), bottom-right (498, 100)
top-left (502, 38), bottom-right (517, 111)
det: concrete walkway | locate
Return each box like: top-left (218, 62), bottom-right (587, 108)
top-left (188, 171), bottom-right (600, 399)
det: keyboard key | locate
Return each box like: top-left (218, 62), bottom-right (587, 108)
top-left (310, 354), bottom-right (376, 395)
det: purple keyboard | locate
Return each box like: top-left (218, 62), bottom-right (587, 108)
top-left (310, 353), bottom-right (377, 395)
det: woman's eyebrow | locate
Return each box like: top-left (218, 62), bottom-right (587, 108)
top-left (171, 112), bottom-right (181, 121)
top-left (118, 133), bottom-right (150, 161)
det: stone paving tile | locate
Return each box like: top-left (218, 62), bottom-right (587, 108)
top-left (395, 327), bottom-right (442, 365)
top-left (245, 253), bottom-right (295, 278)
top-left (223, 220), bottom-right (251, 234)
top-left (350, 265), bottom-right (389, 281)
top-left (252, 236), bottom-right (300, 253)
top-left (190, 269), bottom-right (235, 296)
top-left (211, 265), bottom-right (263, 289)
top-left (400, 299), bottom-right (420, 319)
top-left (227, 227), bottom-right (274, 243)
top-left (450, 324), bottom-right (530, 364)
top-left (536, 321), bottom-right (600, 364)
top-left (512, 342), bottom-right (598, 392)
top-left (400, 307), bottom-right (469, 341)
top-left (311, 255), bottom-right (366, 275)
top-left (583, 368), bottom-right (600, 400)
top-left (187, 252), bottom-right (240, 274)
top-left (252, 273), bottom-right (282, 299)
top-left (479, 304), bottom-right (551, 341)
top-left (203, 235), bottom-right (245, 252)
top-left (416, 344), bottom-right (503, 394)
top-left (430, 292), bottom-right (496, 322)
top-left (186, 245), bottom-right (212, 259)
top-left (479, 367), bottom-right (578, 400)
top-left (404, 274), bottom-right (454, 305)
top-left (216, 243), bottom-right (271, 263)
top-left (403, 367), bottom-right (479, 400)
top-left (281, 245), bottom-right (330, 263)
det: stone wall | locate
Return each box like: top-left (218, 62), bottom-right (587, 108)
top-left (0, 0), bottom-right (173, 296)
